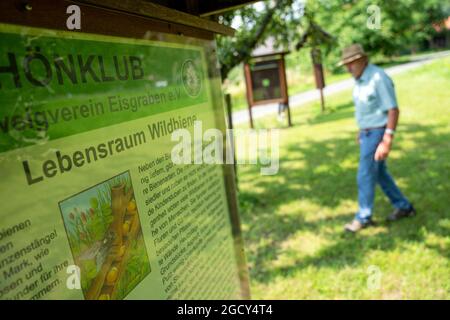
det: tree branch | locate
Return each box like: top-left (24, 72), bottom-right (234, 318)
top-left (220, 0), bottom-right (288, 80)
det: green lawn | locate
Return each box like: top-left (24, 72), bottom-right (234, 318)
top-left (235, 56), bottom-right (450, 299)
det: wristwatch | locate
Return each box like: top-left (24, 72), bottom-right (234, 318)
top-left (385, 128), bottom-right (395, 136)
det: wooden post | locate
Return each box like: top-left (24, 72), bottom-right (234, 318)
top-left (286, 102), bottom-right (292, 126)
top-left (248, 106), bottom-right (254, 129)
top-left (279, 55), bottom-right (292, 127)
top-left (319, 88), bottom-right (325, 113)
top-left (243, 63), bottom-right (254, 128)
top-left (311, 48), bottom-right (326, 112)
top-left (225, 94), bottom-right (233, 130)
top-left (225, 93), bottom-right (237, 181)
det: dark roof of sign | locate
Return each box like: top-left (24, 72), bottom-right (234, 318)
top-left (147, 0), bottom-right (259, 17)
top-left (79, 0), bottom-right (259, 36)
top-left (251, 37), bottom-right (290, 57)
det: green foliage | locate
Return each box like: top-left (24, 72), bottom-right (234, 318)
top-left (90, 197), bottom-right (99, 209)
top-left (217, 0), bottom-right (297, 79)
top-left (81, 260), bottom-right (97, 293)
top-left (217, 0), bottom-right (449, 78)
top-left (315, 0), bottom-right (449, 71)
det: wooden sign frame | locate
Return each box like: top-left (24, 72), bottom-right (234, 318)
top-left (244, 52), bottom-right (292, 128)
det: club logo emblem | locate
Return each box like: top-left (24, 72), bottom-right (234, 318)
top-left (182, 59), bottom-right (202, 97)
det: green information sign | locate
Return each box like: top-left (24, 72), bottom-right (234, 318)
top-left (0, 23), bottom-right (247, 300)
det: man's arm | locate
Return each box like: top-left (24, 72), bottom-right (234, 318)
top-left (374, 108), bottom-right (399, 161)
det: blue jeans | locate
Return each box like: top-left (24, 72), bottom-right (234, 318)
top-left (356, 128), bottom-right (411, 223)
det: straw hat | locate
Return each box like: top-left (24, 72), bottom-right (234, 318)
top-left (338, 44), bottom-right (367, 66)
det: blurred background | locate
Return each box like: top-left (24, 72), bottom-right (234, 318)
top-left (213, 0), bottom-right (450, 299)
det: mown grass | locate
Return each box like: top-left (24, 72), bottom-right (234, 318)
top-left (235, 56), bottom-right (450, 299)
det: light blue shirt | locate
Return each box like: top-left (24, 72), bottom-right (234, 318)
top-left (353, 64), bottom-right (398, 129)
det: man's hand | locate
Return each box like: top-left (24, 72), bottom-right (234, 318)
top-left (374, 134), bottom-right (393, 161)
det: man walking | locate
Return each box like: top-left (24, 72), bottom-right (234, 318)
top-left (340, 44), bottom-right (416, 233)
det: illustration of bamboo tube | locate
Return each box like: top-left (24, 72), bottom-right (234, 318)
top-left (111, 184), bottom-right (127, 247)
top-left (110, 183), bottom-right (134, 248)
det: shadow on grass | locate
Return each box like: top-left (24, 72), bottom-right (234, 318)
top-left (237, 118), bottom-right (450, 284)
top-left (306, 101), bottom-right (354, 125)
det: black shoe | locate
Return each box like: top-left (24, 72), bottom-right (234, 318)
top-left (386, 205), bottom-right (416, 222)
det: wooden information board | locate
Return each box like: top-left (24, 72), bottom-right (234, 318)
top-left (0, 0), bottom-right (249, 300)
top-left (244, 53), bottom-right (292, 128)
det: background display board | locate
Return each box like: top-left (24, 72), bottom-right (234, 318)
top-left (243, 53), bottom-right (291, 128)
top-left (0, 21), bottom-right (249, 300)
top-left (250, 60), bottom-right (283, 102)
